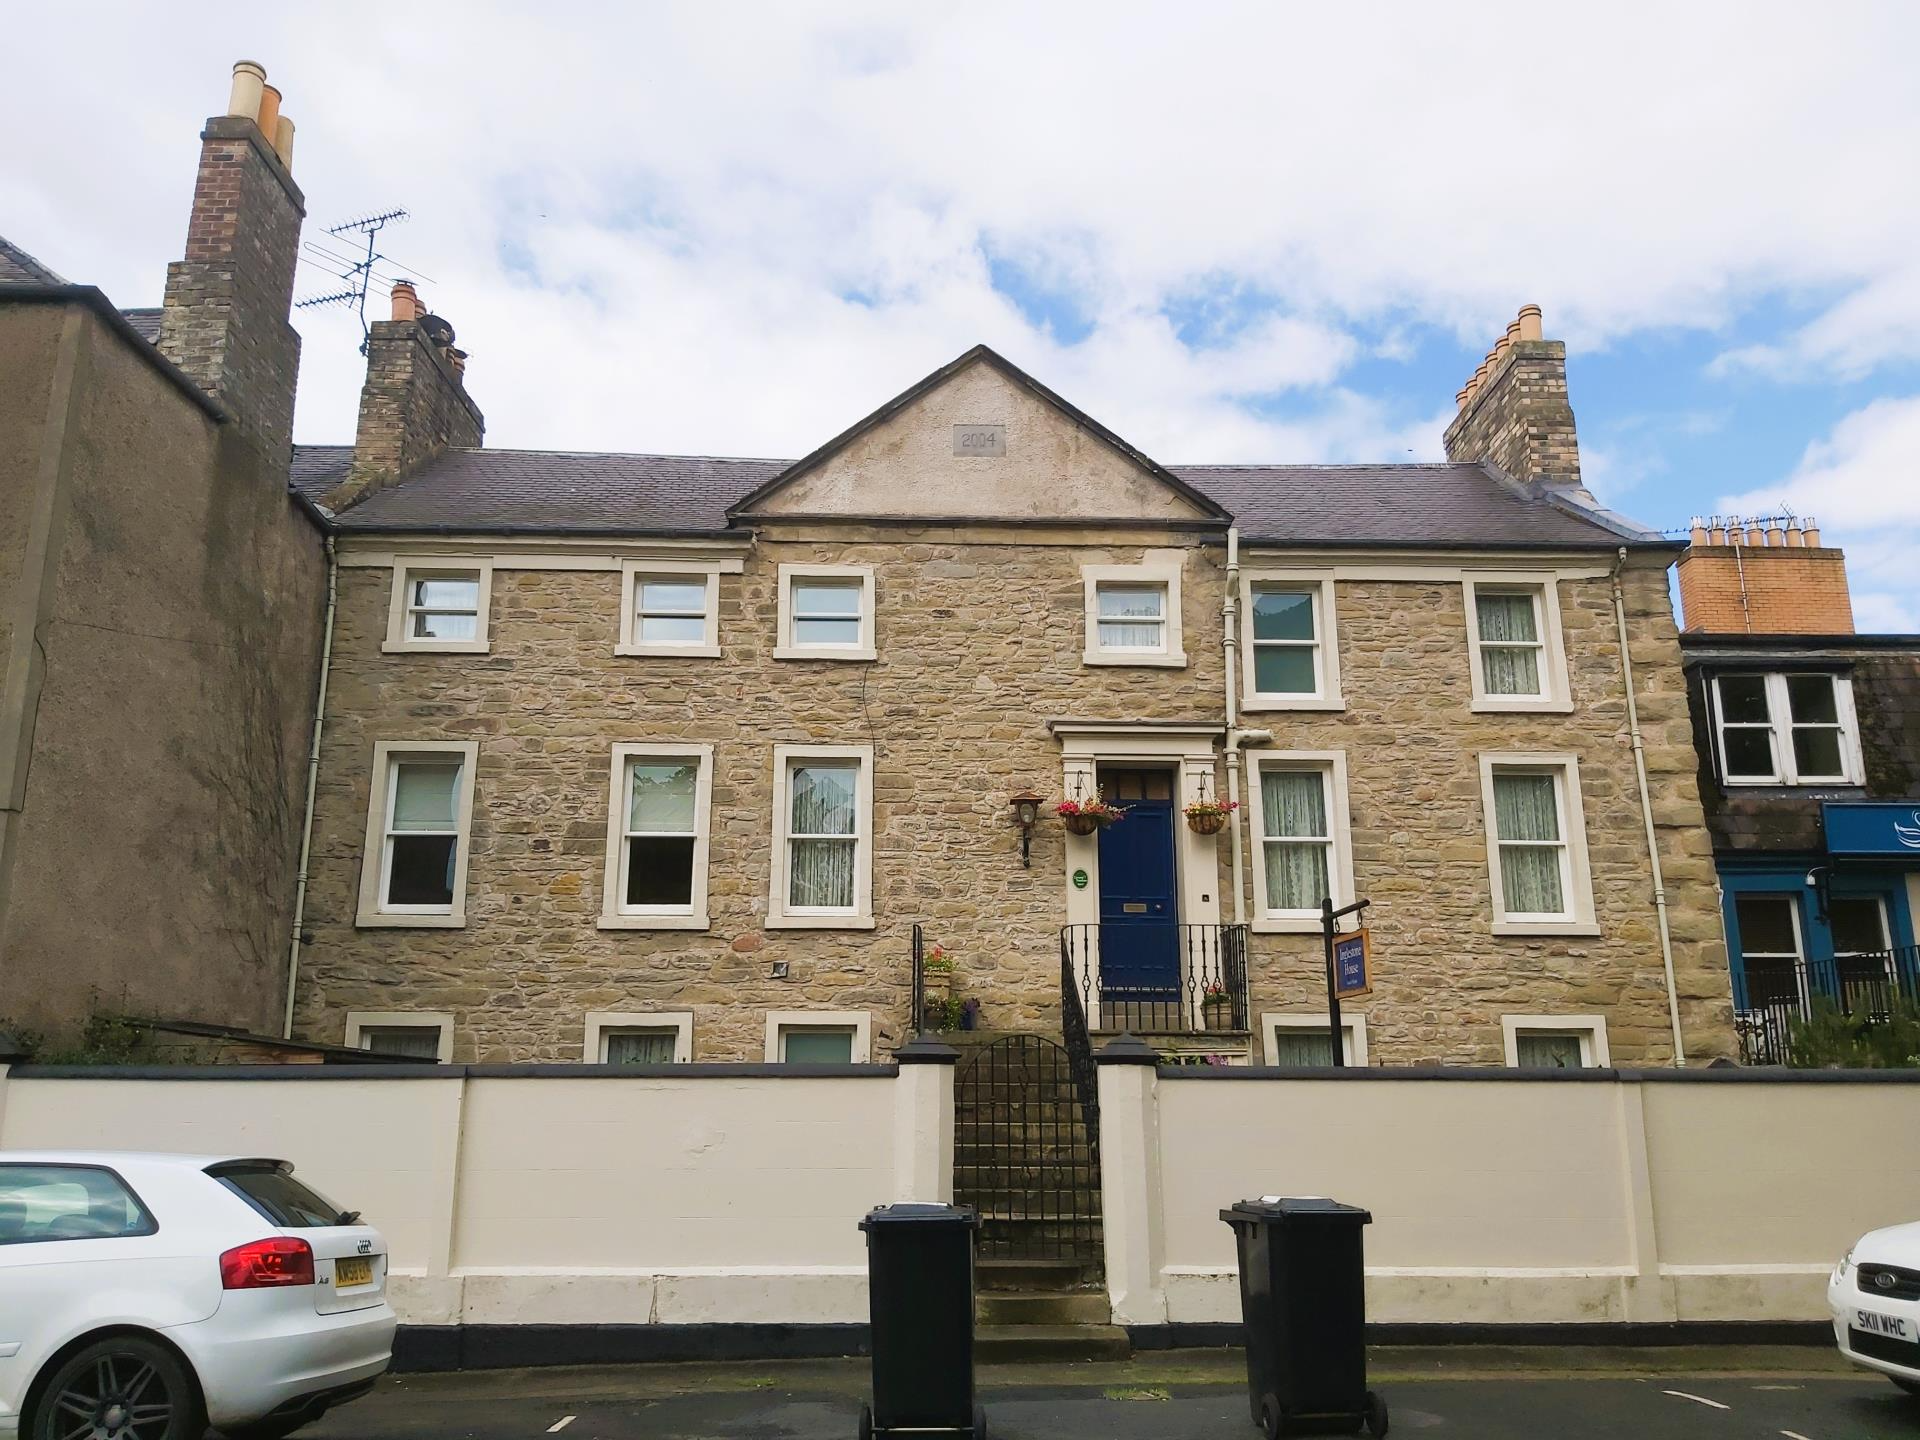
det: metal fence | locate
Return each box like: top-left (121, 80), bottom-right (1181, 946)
top-left (1733, 945), bottom-right (1920, 1065)
top-left (1059, 923), bottom-right (1250, 1034)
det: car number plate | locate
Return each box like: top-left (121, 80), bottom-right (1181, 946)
top-left (1856, 1309), bottom-right (1915, 1342)
top-left (335, 1256), bottom-right (374, 1288)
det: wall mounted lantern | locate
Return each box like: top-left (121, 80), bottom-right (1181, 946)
top-left (1010, 790), bottom-right (1045, 868)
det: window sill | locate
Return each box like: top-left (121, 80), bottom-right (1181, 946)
top-left (1491, 921), bottom-right (1602, 938)
top-left (598, 914), bottom-right (710, 931)
top-left (766, 914), bottom-right (877, 931)
top-left (615, 644), bottom-right (722, 659)
top-left (381, 640), bottom-right (490, 655)
top-left (1240, 695), bottom-right (1345, 712)
top-left (1251, 916), bottom-right (1334, 934)
top-left (355, 911), bottom-right (467, 929)
top-left (1471, 697), bottom-right (1575, 715)
top-left (1082, 651), bottom-right (1188, 669)
top-left (773, 646), bottom-right (877, 663)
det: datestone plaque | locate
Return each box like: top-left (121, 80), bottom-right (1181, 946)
top-left (953, 423), bottom-right (1005, 457)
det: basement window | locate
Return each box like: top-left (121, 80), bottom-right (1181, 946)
top-left (1501, 1016), bottom-right (1610, 1069)
top-left (765, 1011), bottom-right (871, 1063)
top-left (1713, 672), bottom-right (1861, 785)
top-left (1261, 1013), bottom-right (1368, 1067)
top-left (356, 742), bottom-right (479, 927)
top-left (384, 559), bottom-right (493, 653)
top-left (585, 1012), bottom-right (694, 1064)
top-left (346, 1012), bottom-right (453, 1062)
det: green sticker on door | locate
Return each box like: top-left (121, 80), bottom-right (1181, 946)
top-left (1072, 869), bottom-right (1089, 890)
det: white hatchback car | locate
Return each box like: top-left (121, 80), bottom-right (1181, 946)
top-left (1830, 1219), bottom-right (1920, 1396)
top-left (0, 1151), bottom-right (395, 1439)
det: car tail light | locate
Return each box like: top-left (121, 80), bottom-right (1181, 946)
top-left (219, 1236), bottom-right (315, 1289)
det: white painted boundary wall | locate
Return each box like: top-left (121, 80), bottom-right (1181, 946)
top-left (0, 1060), bottom-right (954, 1326)
top-left (1098, 1063), bottom-right (1920, 1329)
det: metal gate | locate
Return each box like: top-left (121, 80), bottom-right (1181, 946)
top-left (953, 1034), bottom-right (1102, 1264)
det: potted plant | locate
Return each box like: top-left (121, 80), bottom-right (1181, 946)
top-left (1184, 797), bottom-right (1239, 836)
top-left (1057, 794), bottom-right (1127, 836)
top-left (922, 945), bottom-right (954, 1003)
top-left (1202, 982), bottom-right (1235, 1031)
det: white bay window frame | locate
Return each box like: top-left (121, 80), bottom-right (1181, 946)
top-left (768, 743), bottom-right (875, 930)
top-left (1711, 671), bottom-right (1862, 785)
top-left (1461, 574), bottom-right (1572, 713)
top-left (1239, 572), bottom-right (1341, 710)
top-left (1477, 751), bottom-right (1599, 937)
top-left (356, 741), bottom-right (480, 928)
top-left (775, 564), bottom-right (876, 661)
top-left (384, 558), bottom-right (493, 654)
top-left (1245, 751), bottom-right (1356, 933)
top-left (617, 559), bottom-right (733, 658)
top-left (599, 743), bottom-right (714, 930)
top-left (1082, 563), bottom-right (1187, 668)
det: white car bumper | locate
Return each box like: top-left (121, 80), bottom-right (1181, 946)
top-left (1830, 1265), bottom-right (1920, 1383)
top-left (172, 1294), bottom-right (396, 1429)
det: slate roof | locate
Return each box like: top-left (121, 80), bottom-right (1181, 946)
top-left (0, 235), bottom-right (65, 285)
top-left (120, 307), bottom-right (162, 343)
top-left (294, 444), bottom-right (1648, 548)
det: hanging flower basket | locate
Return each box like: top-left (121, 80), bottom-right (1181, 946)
top-left (1184, 798), bottom-right (1239, 835)
top-left (1057, 796), bottom-right (1126, 835)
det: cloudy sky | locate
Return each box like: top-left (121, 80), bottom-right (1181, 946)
top-left (6, 4), bottom-right (1918, 628)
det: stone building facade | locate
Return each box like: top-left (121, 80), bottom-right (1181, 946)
top-left (287, 327), bottom-right (1736, 1067)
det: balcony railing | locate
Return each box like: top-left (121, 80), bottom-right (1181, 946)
top-left (1061, 922), bottom-right (1250, 1035)
top-left (1733, 946), bottom-right (1920, 1066)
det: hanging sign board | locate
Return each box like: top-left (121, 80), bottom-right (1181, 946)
top-left (1334, 930), bottom-right (1371, 998)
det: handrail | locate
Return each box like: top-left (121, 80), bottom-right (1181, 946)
top-left (1059, 937), bottom-right (1101, 1157)
top-left (910, 923), bottom-right (926, 1034)
top-left (1059, 922), bottom-right (1253, 1035)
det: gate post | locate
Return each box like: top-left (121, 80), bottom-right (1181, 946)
top-left (893, 1037), bottom-right (958, 1203)
top-left (1096, 1034), bottom-right (1166, 1326)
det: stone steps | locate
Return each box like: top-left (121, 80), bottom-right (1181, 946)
top-left (976, 1323), bottom-right (1131, 1363)
top-left (978, 1258), bottom-right (1101, 1292)
top-left (977, 1289), bottom-right (1112, 1326)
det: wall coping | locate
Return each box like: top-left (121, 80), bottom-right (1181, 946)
top-left (8, 1062), bottom-right (903, 1082)
top-left (1156, 1064), bottom-right (1920, 1084)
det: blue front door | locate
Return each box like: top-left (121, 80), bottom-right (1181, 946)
top-left (1097, 768), bottom-right (1180, 1001)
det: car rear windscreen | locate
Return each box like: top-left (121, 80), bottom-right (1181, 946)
top-left (210, 1163), bottom-right (351, 1228)
top-left (0, 1163), bottom-right (157, 1244)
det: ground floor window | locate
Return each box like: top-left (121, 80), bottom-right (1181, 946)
top-left (1501, 1015), bottom-right (1610, 1069)
top-left (765, 1010), bottom-right (871, 1063)
top-left (584, 1011), bottom-right (693, 1064)
top-left (1260, 1013), bottom-right (1367, 1067)
top-left (345, 1011), bottom-right (452, 1062)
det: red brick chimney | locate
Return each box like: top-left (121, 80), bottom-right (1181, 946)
top-left (321, 282), bottom-right (485, 511)
top-left (1676, 514), bottom-right (1854, 634)
top-left (157, 61), bottom-right (304, 460)
top-left (1443, 305), bottom-right (1582, 486)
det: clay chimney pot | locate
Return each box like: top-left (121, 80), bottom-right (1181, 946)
top-left (1688, 519), bottom-right (1709, 546)
top-left (1708, 522), bottom-right (1727, 545)
top-left (273, 116), bottom-right (295, 169)
top-left (228, 61), bottom-right (267, 120)
top-left (1517, 304), bottom-right (1544, 342)
top-left (1765, 520), bottom-right (1786, 547)
top-left (1745, 522), bottom-right (1766, 546)
top-left (1804, 523), bottom-right (1821, 547)
top-left (255, 84), bottom-right (282, 140)
top-left (389, 281), bottom-right (421, 324)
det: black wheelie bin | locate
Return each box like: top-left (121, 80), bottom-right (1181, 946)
top-left (857, 1202), bottom-right (986, 1439)
top-left (1221, 1197), bottom-right (1386, 1437)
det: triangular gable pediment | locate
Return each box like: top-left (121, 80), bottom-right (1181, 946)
top-left (730, 346), bottom-right (1227, 525)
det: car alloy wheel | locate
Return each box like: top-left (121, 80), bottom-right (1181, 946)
top-left (34, 1337), bottom-right (199, 1440)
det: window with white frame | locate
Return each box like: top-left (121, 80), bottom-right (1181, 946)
top-left (585, 1012), bottom-right (694, 1064)
top-left (618, 560), bottom-right (728, 657)
top-left (357, 742), bottom-right (479, 927)
top-left (1083, 564), bottom-right (1186, 667)
top-left (1713, 672), bottom-right (1860, 785)
top-left (1247, 754), bottom-right (1354, 932)
top-left (599, 744), bottom-right (713, 929)
top-left (1732, 891), bottom-right (1807, 1014)
top-left (1478, 753), bottom-right (1598, 935)
top-left (775, 564), bottom-right (875, 660)
top-left (768, 745), bottom-right (874, 928)
top-left (1262, 1013), bottom-right (1367, 1067)
top-left (765, 1011), bottom-right (871, 1063)
top-left (384, 560), bottom-right (492, 653)
top-left (346, 1011), bottom-right (453, 1062)
top-left (1463, 577), bottom-right (1571, 711)
top-left (1240, 575), bottom-right (1340, 708)
top-left (1501, 1015), bottom-right (1610, 1069)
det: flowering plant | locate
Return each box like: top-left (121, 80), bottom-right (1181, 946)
top-left (1202, 981), bottom-right (1229, 1000)
top-left (1183, 798), bottom-right (1240, 820)
top-left (1056, 795), bottom-right (1127, 822)
top-left (922, 943), bottom-right (954, 974)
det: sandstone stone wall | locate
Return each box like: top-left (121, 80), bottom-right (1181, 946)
top-left (292, 533), bottom-right (1733, 1065)
top-left (1441, 340), bottom-right (1581, 486)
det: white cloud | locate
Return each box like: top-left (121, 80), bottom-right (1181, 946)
top-left (1719, 394), bottom-right (1920, 633)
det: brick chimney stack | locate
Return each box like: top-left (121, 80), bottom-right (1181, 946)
top-left (320, 281), bottom-right (484, 512)
top-left (1676, 514), bottom-right (1854, 634)
top-left (1443, 305), bottom-right (1582, 487)
top-left (157, 61), bottom-right (305, 460)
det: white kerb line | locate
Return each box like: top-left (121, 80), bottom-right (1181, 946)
top-left (547, 1418), bottom-right (575, 1433)
top-left (1780, 1430), bottom-right (1813, 1440)
top-left (1662, 1389), bottom-right (1731, 1410)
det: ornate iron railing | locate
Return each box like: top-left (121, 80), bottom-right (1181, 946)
top-left (1060, 922), bottom-right (1251, 1034)
top-left (1733, 945), bottom-right (1920, 1065)
top-left (1059, 940), bottom-right (1101, 1157)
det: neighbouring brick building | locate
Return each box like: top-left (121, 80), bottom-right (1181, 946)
top-left (0, 63), bottom-right (327, 1042)
top-left (1678, 523), bottom-right (1920, 1062)
top-left (283, 299), bottom-right (1736, 1068)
